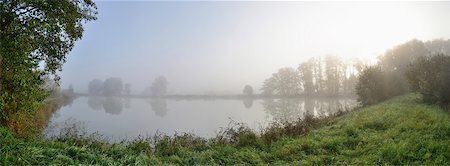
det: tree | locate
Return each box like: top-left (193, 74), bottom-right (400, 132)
top-left (311, 57), bottom-right (325, 95)
top-left (103, 77), bottom-right (123, 96)
top-left (243, 85), bottom-right (253, 96)
top-left (88, 79), bottom-right (103, 95)
top-left (355, 66), bottom-right (387, 106)
top-left (261, 67), bottom-right (301, 96)
top-left (377, 39), bottom-right (429, 96)
top-left (151, 76), bottom-right (168, 96)
top-left (0, 1), bottom-right (97, 126)
top-left (424, 39), bottom-right (450, 57)
top-left (406, 54), bottom-right (450, 105)
top-left (298, 61), bottom-right (314, 96)
top-left (324, 55), bottom-right (344, 96)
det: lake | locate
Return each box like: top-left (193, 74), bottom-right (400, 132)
top-left (44, 97), bottom-right (357, 142)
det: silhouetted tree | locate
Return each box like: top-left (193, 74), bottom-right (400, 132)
top-left (243, 85), bottom-right (254, 96)
top-left (151, 76), bottom-right (168, 96)
top-left (103, 77), bottom-right (123, 96)
top-left (88, 79), bottom-right (103, 95)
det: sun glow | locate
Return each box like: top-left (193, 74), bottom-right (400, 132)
top-left (298, 2), bottom-right (449, 62)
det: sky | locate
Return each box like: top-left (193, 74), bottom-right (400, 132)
top-left (60, 1), bottom-right (450, 94)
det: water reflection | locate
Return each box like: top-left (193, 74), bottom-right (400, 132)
top-left (87, 97), bottom-right (124, 115)
top-left (262, 98), bottom-right (357, 123)
top-left (88, 97), bottom-right (103, 110)
top-left (48, 97), bottom-right (357, 142)
top-left (148, 99), bottom-right (168, 117)
top-left (242, 98), bottom-right (254, 109)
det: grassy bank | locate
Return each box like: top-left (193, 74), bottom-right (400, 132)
top-left (1, 94), bottom-right (449, 165)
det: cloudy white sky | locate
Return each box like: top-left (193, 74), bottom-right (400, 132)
top-left (60, 1), bottom-right (450, 94)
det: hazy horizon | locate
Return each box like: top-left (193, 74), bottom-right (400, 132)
top-left (60, 1), bottom-right (450, 94)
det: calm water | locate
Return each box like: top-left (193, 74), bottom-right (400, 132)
top-left (44, 97), bottom-right (357, 141)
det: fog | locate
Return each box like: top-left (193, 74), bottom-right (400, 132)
top-left (59, 1), bottom-right (450, 95)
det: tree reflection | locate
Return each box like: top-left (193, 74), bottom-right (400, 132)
top-left (262, 99), bottom-right (304, 122)
top-left (124, 98), bottom-right (131, 109)
top-left (262, 98), bottom-right (357, 123)
top-left (103, 97), bottom-right (123, 115)
top-left (242, 98), bottom-right (254, 109)
top-left (88, 97), bottom-right (104, 111)
top-left (87, 97), bottom-right (124, 115)
top-left (148, 99), bottom-right (168, 117)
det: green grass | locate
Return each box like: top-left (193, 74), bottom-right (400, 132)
top-left (1, 94), bottom-right (449, 165)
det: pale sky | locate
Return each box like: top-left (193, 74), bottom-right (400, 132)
top-left (60, 1), bottom-right (450, 94)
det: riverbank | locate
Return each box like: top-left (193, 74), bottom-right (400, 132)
top-left (1, 94), bottom-right (449, 165)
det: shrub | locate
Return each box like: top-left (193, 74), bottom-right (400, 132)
top-left (355, 66), bottom-right (388, 106)
top-left (406, 54), bottom-right (450, 105)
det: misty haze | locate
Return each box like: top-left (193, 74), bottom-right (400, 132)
top-left (1, 1), bottom-right (449, 165)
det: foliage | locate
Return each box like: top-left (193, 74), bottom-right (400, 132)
top-left (261, 67), bottom-right (301, 96)
top-left (355, 66), bottom-right (387, 106)
top-left (1, 94), bottom-right (449, 165)
top-left (375, 39), bottom-right (429, 97)
top-left (406, 54), bottom-right (450, 105)
top-left (264, 56), bottom-right (361, 97)
top-left (88, 79), bottom-right (103, 95)
top-left (355, 39), bottom-right (433, 106)
top-left (0, 0), bottom-right (97, 127)
top-left (102, 77), bottom-right (123, 96)
top-left (150, 76), bottom-right (168, 96)
top-left (242, 85), bottom-right (253, 96)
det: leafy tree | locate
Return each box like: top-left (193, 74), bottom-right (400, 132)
top-left (261, 67), bottom-right (301, 96)
top-left (311, 57), bottom-right (325, 95)
top-left (151, 76), bottom-right (168, 97)
top-left (243, 85), bottom-right (253, 96)
top-left (324, 55), bottom-right (344, 96)
top-left (377, 39), bottom-right (429, 96)
top-left (88, 79), bottom-right (103, 95)
top-left (424, 39), bottom-right (450, 56)
top-left (406, 54), bottom-right (450, 105)
top-left (103, 77), bottom-right (123, 96)
top-left (0, 0), bottom-right (97, 126)
top-left (355, 66), bottom-right (387, 106)
top-left (298, 61), bottom-right (314, 96)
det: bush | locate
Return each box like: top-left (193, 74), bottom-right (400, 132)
top-left (355, 66), bottom-right (388, 106)
top-left (406, 54), bottom-right (450, 105)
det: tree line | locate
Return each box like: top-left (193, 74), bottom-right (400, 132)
top-left (261, 55), bottom-right (366, 97)
top-left (88, 76), bottom-right (168, 97)
top-left (356, 39), bottom-right (450, 106)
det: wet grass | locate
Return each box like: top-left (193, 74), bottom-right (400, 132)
top-left (1, 94), bottom-right (449, 165)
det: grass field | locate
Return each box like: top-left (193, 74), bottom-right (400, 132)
top-left (1, 94), bottom-right (449, 165)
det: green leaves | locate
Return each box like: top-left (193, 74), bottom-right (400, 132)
top-left (0, 0), bottom-right (97, 128)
